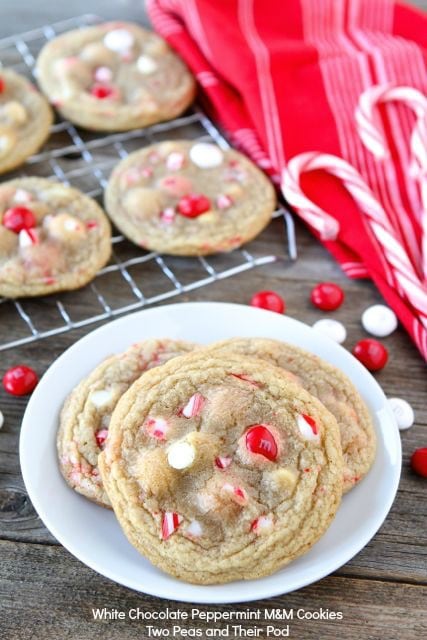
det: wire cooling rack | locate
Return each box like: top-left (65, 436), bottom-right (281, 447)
top-left (0, 14), bottom-right (296, 352)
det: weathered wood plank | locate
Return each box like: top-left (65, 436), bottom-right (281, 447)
top-left (0, 539), bottom-right (426, 640)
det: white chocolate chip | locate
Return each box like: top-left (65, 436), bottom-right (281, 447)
top-left (312, 318), bottom-right (347, 344)
top-left (388, 397), bottom-right (415, 430)
top-left (13, 189), bottom-right (33, 203)
top-left (90, 389), bottom-right (113, 409)
top-left (46, 213), bottom-right (86, 241)
top-left (137, 55), bottom-right (158, 74)
top-left (362, 304), bottom-right (398, 337)
top-left (0, 410), bottom-right (4, 430)
top-left (167, 441), bottom-right (195, 470)
top-left (0, 130), bottom-right (15, 158)
top-left (189, 143), bottom-right (224, 169)
top-left (186, 520), bottom-right (202, 537)
top-left (104, 29), bottom-right (135, 53)
top-left (1, 101), bottom-right (28, 126)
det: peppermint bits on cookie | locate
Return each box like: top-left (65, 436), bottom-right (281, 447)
top-left (161, 512), bottom-right (183, 540)
top-left (105, 140), bottom-right (276, 256)
top-left (97, 350), bottom-right (343, 584)
top-left (35, 22), bottom-right (195, 132)
top-left (297, 414), bottom-right (320, 443)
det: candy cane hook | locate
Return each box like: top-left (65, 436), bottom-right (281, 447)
top-left (356, 84), bottom-right (427, 279)
top-left (282, 151), bottom-right (427, 329)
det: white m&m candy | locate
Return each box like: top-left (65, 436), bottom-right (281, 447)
top-left (137, 55), bottom-right (158, 75)
top-left (362, 304), bottom-right (397, 337)
top-left (312, 318), bottom-right (347, 344)
top-left (167, 440), bottom-right (195, 470)
top-left (189, 143), bottom-right (223, 169)
top-left (0, 409), bottom-right (4, 430)
top-left (388, 398), bottom-right (415, 430)
top-left (104, 29), bottom-right (135, 53)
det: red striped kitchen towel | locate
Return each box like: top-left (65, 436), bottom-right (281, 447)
top-left (146, 0), bottom-right (427, 360)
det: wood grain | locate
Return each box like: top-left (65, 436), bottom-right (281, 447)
top-left (0, 2), bottom-right (427, 639)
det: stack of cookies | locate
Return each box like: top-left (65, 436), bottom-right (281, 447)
top-left (57, 336), bottom-right (376, 584)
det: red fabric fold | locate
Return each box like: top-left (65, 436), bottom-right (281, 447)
top-left (147, 0), bottom-right (427, 360)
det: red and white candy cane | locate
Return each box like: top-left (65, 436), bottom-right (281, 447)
top-left (355, 85), bottom-right (427, 278)
top-left (281, 152), bottom-right (427, 330)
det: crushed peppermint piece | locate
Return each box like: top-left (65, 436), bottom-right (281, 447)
top-left (161, 512), bottom-right (183, 539)
top-left (166, 152), bottom-right (185, 171)
top-left (297, 414), bottom-right (320, 442)
top-left (145, 416), bottom-right (169, 440)
top-left (216, 194), bottom-right (233, 210)
top-left (182, 393), bottom-right (205, 418)
top-left (215, 456), bottom-right (232, 470)
top-left (19, 228), bottom-right (39, 248)
top-left (95, 429), bottom-right (109, 448)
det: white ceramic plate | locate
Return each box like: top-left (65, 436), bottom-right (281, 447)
top-left (20, 302), bottom-right (401, 604)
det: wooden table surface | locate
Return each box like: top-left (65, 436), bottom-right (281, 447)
top-left (1, 2), bottom-right (426, 639)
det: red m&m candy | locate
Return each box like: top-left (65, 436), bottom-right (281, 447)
top-left (3, 365), bottom-right (38, 396)
top-left (411, 448), bottom-right (427, 478)
top-left (310, 282), bottom-right (344, 311)
top-left (90, 83), bottom-right (115, 99)
top-left (3, 207), bottom-right (36, 234)
top-left (352, 339), bottom-right (388, 371)
top-left (245, 425), bottom-right (278, 461)
top-left (177, 194), bottom-right (211, 218)
top-left (250, 290), bottom-right (285, 314)
top-left (0, 77), bottom-right (5, 93)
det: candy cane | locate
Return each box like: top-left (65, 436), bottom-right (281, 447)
top-left (281, 152), bottom-right (427, 328)
top-left (355, 85), bottom-right (427, 278)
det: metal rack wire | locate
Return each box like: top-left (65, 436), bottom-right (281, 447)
top-left (0, 14), bottom-right (296, 352)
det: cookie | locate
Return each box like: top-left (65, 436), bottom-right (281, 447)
top-left (98, 351), bottom-right (343, 584)
top-left (35, 22), bottom-right (195, 132)
top-left (105, 140), bottom-right (276, 255)
top-left (203, 338), bottom-right (376, 492)
top-left (57, 338), bottom-right (196, 508)
top-left (0, 69), bottom-right (53, 174)
top-left (0, 178), bottom-right (111, 298)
